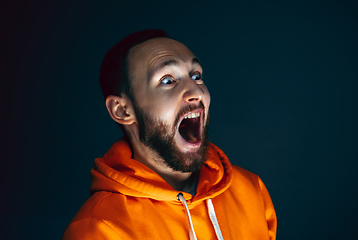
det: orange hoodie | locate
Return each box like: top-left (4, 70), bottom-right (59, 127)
top-left (63, 138), bottom-right (277, 240)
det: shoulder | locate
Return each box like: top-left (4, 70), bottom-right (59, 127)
top-left (227, 165), bottom-right (273, 203)
top-left (62, 217), bottom-right (122, 240)
top-left (229, 165), bottom-right (275, 214)
top-left (62, 192), bottom-right (125, 240)
top-left (218, 165), bottom-right (277, 239)
top-left (231, 165), bottom-right (260, 185)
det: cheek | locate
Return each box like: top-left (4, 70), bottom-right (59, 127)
top-left (145, 95), bottom-right (178, 120)
top-left (202, 86), bottom-right (211, 109)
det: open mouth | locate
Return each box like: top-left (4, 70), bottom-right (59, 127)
top-left (178, 112), bottom-right (201, 144)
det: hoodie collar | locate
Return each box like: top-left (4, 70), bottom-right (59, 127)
top-left (90, 138), bottom-right (233, 202)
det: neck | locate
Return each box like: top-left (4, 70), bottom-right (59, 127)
top-left (158, 171), bottom-right (194, 192)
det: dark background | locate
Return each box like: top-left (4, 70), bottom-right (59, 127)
top-left (1, 0), bottom-right (357, 239)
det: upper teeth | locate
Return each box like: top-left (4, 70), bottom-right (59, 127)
top-left (184, 112), bottom-right (200, 119)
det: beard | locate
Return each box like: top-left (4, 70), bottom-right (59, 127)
top-left (133, 102), bottom-right (210, 173)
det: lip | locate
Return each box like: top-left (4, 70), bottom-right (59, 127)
top-left (175, 108), bottom-right (203, 152)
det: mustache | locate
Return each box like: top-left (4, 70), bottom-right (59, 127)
top-left (174, 101), bottom-right (205, 127)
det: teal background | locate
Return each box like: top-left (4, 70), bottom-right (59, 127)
top-left (1, 0), bottom-right (358, 239)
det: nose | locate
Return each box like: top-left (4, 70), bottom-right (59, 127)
top-left (182, 78), bottom-right (204, 103)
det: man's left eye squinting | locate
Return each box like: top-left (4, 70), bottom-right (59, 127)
top-left (191, 72), bottom-right (202, 81)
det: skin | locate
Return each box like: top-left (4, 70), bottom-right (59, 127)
top-left (106, 38), bottom-right (211, 191)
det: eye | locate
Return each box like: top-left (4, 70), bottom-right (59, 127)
top-left (191, 72), bottom-right (202, 81)
top-left (160, 75), bottom-right (176, 85)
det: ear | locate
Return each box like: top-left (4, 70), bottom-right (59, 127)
top-left (106, 94), bottom-right (136, 125)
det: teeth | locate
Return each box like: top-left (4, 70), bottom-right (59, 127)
top-left (184, 112), bottom-right (200, 119)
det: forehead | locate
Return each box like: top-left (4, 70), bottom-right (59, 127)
top-left (127, 38), bottom-right (197, 78)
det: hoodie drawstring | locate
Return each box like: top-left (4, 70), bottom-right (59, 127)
top-left (177, 193), bottom-right (224, 240)
top-left (206, 198), bottom-right (224, 240)
top-left (177, 193), bottom-right (198, 240)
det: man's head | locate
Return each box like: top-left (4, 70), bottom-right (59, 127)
top-left (99, 29), bottom-right (168, 106)
top-left (101, 30), bottom-right (211, 173)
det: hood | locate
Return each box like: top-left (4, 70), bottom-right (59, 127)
top-left (90, 138), bottom-right (233, 203)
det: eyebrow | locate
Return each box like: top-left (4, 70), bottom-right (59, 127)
top-left (147, 57), bottom-right (202, 81)
top-left (192, 57), bottom-right (201, 66)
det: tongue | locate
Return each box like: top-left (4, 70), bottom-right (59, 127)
top-left (185, 128), bottom-right (197, 143)
top-left (179, 121), bottom-right (198, 143)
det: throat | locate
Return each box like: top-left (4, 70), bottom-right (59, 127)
top-left (179, 117), bottom-right (200, 143)
top-left (159, 171), bottom-right (194, 192)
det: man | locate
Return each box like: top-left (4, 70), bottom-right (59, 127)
top-left (63, 29), bottom-right (277, 240)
